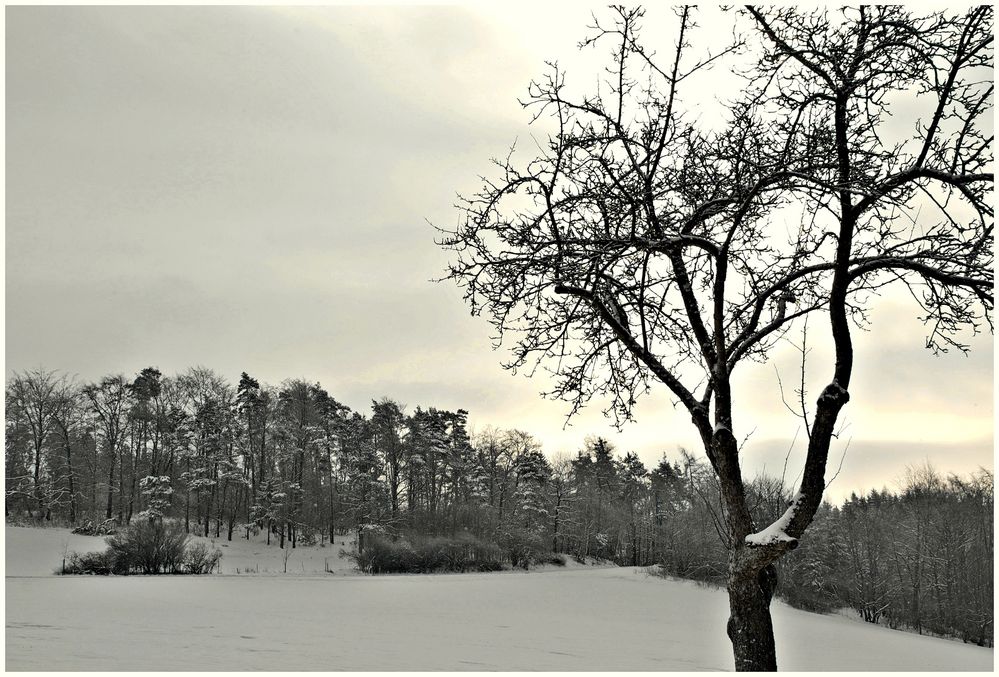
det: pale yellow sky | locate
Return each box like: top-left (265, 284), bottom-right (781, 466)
top-left (5, 5), bottom-right (993, 504)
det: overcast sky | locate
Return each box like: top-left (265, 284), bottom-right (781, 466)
top-left (6, 5), bottom-right (993, 503)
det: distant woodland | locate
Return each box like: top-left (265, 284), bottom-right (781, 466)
top-left (5, 366), bottom-right (993, 646)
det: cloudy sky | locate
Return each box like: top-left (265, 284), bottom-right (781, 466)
top-left (6, 5), bottom-right (993, 503)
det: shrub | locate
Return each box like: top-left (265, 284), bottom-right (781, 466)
top-left (184, 542), bottom-right (223, 574)
top-left (106, 519), bottom-right (189, 574)
top-left (350, 532), bottom-right (506, 574)
top-left (296, 528), bottom-right (319, 547)
top-left (62, 549), bottom-right (125, 575)
top-left (61, 519), bottom-right (222, 576)
top-left (450, 532), bottom-right (506, 572)
top-left (417, 533), bottom-right (506, 572)
top-left (498, 529), bottom-right (548, 569)
top-left (352, 535), bottom-right (419, 573)
top-left (653, 561), bottom-right (726, 587)
top-left (70, 518), bottom-right (118, 536)
top-left (412, 536), bottom-right (452, 571)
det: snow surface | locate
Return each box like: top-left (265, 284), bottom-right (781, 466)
top-left (5, 526), bottom-right (994, 671)
top-left (4, 523), bottom-right (359, 576)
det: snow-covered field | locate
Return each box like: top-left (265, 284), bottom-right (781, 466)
top-left (4, 523), bottom-right (359, 576)
top-left (5, 526), bottom-right (994, 671)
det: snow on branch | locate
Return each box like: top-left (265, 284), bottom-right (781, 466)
top-left (745, 493), bottom-right (803, 547)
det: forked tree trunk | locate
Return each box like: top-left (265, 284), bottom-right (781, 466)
top-left (727, 560), bottom-right (779, 671)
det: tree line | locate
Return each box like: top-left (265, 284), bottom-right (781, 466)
top-left (4, 367), bottom-right (664, 547)
top-left (652, 460), bottom-right (993, 648)
top-left (5, 366), bottom-right (992, 646)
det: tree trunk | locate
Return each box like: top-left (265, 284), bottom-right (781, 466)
top-left (328, 471), bottom-right (336, 545)
top-left (217, 482), bottom-right (228, 539)
top-left (127, 466), bottom-right (137, 523)
top-left (62, 434), bottom-right (77, 524)
top-left (105, 446), bottom-right (116, 520)
top-left (389, 459), bottom-right (399, 516)
top-left (117, 443), bottom-right (125, 524)
top-left (551, 497), bottom-right (560, 552)
top-left (227, 484), bottom-right (238, 541)
top-left (33, 439), bottom-right (43, 511)
top-left (727, 561), bottom-right (779, 671)
top-left (184, 464), bottom-right (191, 533)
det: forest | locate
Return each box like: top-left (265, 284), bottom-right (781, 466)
top-left (5, 366), bottom-right (993, 647)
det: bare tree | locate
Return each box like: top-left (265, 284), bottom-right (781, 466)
top-left (439, 6), bottom-right (992, 670)
top-left (548, 452), bottom-right (574, 552)
top-left (51, 377), bottom-right (84, 524)
top-left (84, 375), bottom-right (131, 521)
top-left (8, 368), bottom-right (63, 515)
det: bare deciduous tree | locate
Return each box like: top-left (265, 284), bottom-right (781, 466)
top-left (84, 375), bottom-right (131, 521)
top-left (439, 6), bottom-right (992, 670)
top-left (51, 376), bottom-right (84, 524)
top-left (8, 368), bottom-right (63, 515)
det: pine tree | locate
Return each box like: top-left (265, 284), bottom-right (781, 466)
top-left (512, 448), bottom-right (551, 532)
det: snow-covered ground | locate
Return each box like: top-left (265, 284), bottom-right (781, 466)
top-left (5, 526), bottom-right (994, 671)
top-left (4, 523), bottom-right (359, 576)
top-left (4, 524), bottom-right (594, 577)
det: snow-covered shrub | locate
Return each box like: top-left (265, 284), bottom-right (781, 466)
top-left (62, 549), bottom-right (124, 575)
top-left (184, 542), bottom-right (223, 574)
top-left (61, 524), bottom-right (223, 576)
top-left (70, 520), bottom-right (97, 536)
top-left (106, 520), bottom-right (189, 574)
top-left (295, 528), bottom-right (319, 547)
top-left (70, 518), bottom-right (118, 536)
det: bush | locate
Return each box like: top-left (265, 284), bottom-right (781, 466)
top-left (419, 532), bottom-right (505, 572)
top-left (106, 519), bottom-right (189, 574)
top-left (62, 549), bottom-right (125, 575)
top-left (61, 519), bottom-right (222, 576)
top-left (295, 528), bottom-right (319, 547)
top-left (71, 518), bottom-right (118, 536)
top-left (352, 535), bottom-right (418, 573)
top-left (498, 529), bottom-right (549, 569)
top-left (184, 542), bottom-right (223, 574)
top-left (351, 532), bottom-right (506, 574)
top-left (655, 560), bottom-right (726, 586)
